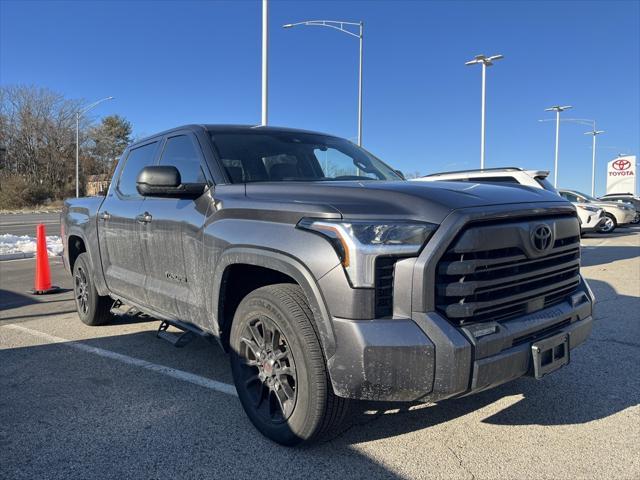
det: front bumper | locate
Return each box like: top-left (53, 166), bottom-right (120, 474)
top-left (326, 279), bottom-right (593, 402)
top-left (581, 213), bottom-right (605, 232)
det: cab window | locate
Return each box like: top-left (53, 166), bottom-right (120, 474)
top-left (117, 142), bottom-right (159, 197)
top-left (159, 135), bottom-right (208, 183)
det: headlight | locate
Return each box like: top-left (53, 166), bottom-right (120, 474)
top-left (297, 219), bottom-right (438, 287)
top-left (577, 205), bottom-right (600, 213)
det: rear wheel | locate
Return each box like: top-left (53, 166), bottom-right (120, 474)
top-left (73, 253), bottom-right (112, 326)
top-left (598, 214), bottom-right (617, 233)
top-left (229, 284), bottom-right (350, 446)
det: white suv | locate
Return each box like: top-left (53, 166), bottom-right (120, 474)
top-left (415, 168), bottom-right (605, 234)
top-left (558, 189), bottom-right (636, 233)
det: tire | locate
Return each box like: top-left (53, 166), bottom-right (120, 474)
top-left (598, 213), bottom-right (617, 233)
top-left (229, 284), bottom-right (350, 446)
top-left (72, 253), bottom-right (112, 326)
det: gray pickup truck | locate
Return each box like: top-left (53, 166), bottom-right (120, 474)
top-left (62, 125), bottom-right (594, 446)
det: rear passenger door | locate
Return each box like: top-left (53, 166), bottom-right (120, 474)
top-left (97, 140), bottom-right (159, 305)
top-left (140, 132), bottom-right (213, 324)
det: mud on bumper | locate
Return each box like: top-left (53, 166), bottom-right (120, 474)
top-left (326, 282), bottom-right (593, 402)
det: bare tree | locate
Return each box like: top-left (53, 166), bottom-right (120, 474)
top-left (0, 85), bottom-right (132, 208)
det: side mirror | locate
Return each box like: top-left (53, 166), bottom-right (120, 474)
top-left (394, 169), bottom-right (406, 180)
top-left (136, 166), bottom-right (207, 198)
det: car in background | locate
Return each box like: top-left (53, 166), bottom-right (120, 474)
top-left (416, 167), bottom-right (558, 192)
top-left (558, 189), bottom-right (636, 233)
top-left (598, 193), bottom-right (640, 224)
top-left (414, 167), bottom-right (604, 234)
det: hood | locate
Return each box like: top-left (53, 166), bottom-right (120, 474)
top-left (588, 200), bottom-right (633, 210)
top-left (245, 180), bottom-right (569, 223)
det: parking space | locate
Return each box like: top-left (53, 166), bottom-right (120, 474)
top-left (1, 227), bottom-right (639, 479)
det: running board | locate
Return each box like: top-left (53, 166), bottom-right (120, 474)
top-left (156, 320), bottom-right (197, 348)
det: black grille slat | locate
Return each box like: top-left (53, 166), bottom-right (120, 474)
top-left (435, 216), bottom-right (581, 325)
top-left (443, 275), bottom-right (580, 318)
top-left (439, 242), bottom-right (579, 276)
top-left (437, 258), bottom-right (580, 297)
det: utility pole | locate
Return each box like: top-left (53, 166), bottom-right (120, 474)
top-left (261, 0), bottom-right (268, 126)
top-left (544, 105), bottom-right (573, 187)
top-left (465, 54), bottom-right (504, 169)
top-left (585, 128), bottom-right (604, 197)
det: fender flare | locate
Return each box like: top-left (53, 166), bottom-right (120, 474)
top-left (65, 228), bottom-right (109, 297)
top-left (211, 247), bottom-right (337, 359)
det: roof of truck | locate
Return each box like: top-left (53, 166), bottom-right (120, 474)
top-left (129, 124), bottom-right (339, 148)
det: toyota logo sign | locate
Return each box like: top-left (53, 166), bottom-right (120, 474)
top-left (613, 159), bottom-right (631, 171)
top-left (531, 224), bottom-right (553, 253)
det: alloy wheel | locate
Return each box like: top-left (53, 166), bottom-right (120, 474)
top-left (600, 217), bottom-right (615, 233)
top-left (237, 316), bottom-right (297, 423)
top-left (74, 266), bottom-right (89, 315)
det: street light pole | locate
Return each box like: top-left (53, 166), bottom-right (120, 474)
top-left (283, 20), bottom-right (364, 146)
top-left (261, 0), bottom-right (268, 126)
top-left (75, 96), bottom-right (114, 198)
top-left (585, 128), bottom-right (604, 197)
top-left (544, 105), bottom-right (573, 188)
top-left (357, 21), bottom-right (363, 147)
top-left (465, 54), bottom-right (503, 169)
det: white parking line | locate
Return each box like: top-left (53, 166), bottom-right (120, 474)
top-left (3, 324), bottom-right (238, 397)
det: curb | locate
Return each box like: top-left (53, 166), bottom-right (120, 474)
top-left (0, 252), bottom-right (61, 261)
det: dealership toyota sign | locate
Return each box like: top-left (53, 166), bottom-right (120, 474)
top-left (606, 155), bottom-right (637, 195)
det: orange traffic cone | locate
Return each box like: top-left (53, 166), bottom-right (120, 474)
top-left (32, 224), bottom-right (61, 295)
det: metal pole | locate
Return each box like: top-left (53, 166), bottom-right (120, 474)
top-left (480, 63), bottom-right (486, 169)
top-left (261, 0), bottom-right (268, 126)
top-left (591, 133), bottom-right (597, 197)
top-left (75, 112), bottom-right (80, 198)
top-left (554, 110), bottom-right (560, 187)
top-left (357, 22), bottom-right (363, 147)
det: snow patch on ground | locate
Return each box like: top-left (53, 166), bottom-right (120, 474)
top-left (0, 234), bottom-right (63, 257)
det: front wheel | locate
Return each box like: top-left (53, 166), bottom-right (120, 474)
top-left (229, 284), bottom-right (349, 446)
top-left (598, 214), bottom-right (617, 233)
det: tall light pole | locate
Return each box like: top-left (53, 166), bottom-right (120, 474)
top-left (76, 96), bottom-right (114, 197)
top-left (283, 20), bottom-right (364, 146)
top-left (465, 54), bottom-right (504, 169)
top-left (261, 0), bottom-right (268, 126)
top-left (585, 128), bottom-right (604, 197)
top-left (544, 105), bottom-right (573, 187)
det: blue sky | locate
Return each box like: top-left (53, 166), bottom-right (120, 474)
top-left (1, 0), bottom-right (638, 195)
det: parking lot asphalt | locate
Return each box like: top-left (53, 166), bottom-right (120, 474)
top-left (1, 227), bottom-right (639, 480)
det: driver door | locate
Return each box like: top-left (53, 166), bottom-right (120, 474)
top-left (98, 140), bottom-right (160, 305)
top-left (139, 132), bottom-right (213, 325)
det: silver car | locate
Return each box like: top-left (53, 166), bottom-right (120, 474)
top-left (558, 189), bottom-right (637, 233)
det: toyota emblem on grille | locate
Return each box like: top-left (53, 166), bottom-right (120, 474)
top-left (531, 224), bottom-right (553, 253)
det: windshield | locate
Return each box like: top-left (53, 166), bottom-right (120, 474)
top-left (210, 131), bottom-right (402, 183)
top-left (574, 190), bottom-right (598, 201)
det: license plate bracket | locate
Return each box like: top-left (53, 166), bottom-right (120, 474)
top-left (532, 333), bottom-right (570, 379)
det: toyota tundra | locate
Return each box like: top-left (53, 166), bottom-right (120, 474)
top-left (61, 125), bottom-right (594, 445)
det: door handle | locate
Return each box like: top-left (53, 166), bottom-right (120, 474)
top-left (100, 211), bottom-right (111, 221)
top-left (136, 212), bottom-right (152, 224)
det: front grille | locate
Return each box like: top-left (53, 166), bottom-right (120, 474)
top-left (435, 216), bottom-right (581, 325)
top-left (375, 257), bottom-right (396, 318)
